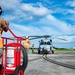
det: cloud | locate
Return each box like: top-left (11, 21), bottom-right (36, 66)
top-left (66, 14), bottom-right (75, 22)
top-left (2, 23), bottom-right (43, 37)
top-left (0, 0), bottom-right (51, 22)
top-left (9, 23), bottom-right (60, 36)
top-left (21, 3), bottom-right (50, 16)
top-left (1, 22), bottom-right (62, 37)
top-left (2, 15), bottom-right (16, 21)
top-left (41, 26), bottom-right (61, 35)
top-left (66, 0), bottom-right (75, 7)
top-left (39, 15), bottom-right (75, 34)
top-left (67, 9), bottom-right (75, 14)
top-left (0, 0), bottom-right (21, 10)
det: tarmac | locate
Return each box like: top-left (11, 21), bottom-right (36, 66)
top-left (25, 52), bottom-right (75, 75)
top-left (0, 52), bottom-right (75, 75)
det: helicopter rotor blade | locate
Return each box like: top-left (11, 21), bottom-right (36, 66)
top-left (29, 37), bottom-right (44, 40)
top-left (2, 34), bottom-right (67, 41)
top-left (19, 35), bottom-right (51, 40)
top-left (29, 35), bottom-right (51, 40)
top-left (29, 35), bottom-right (51, 38)
top-left (57, 38), bottom-right (67, 41)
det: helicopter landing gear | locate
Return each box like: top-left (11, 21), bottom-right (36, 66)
top-left (38, 48), bottom-right (40, 54)
top-left (51, 50), bottom-right (54, 54)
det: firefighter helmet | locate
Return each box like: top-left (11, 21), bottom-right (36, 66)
top-left (26, 36), bottom-right (29, 39)
top-left (0, 6), bottom-right (2, 15)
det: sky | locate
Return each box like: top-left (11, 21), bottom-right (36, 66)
top-left (0, 0), bottom-right (75, 48)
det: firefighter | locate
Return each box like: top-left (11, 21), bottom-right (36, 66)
top-left (0, 6), bottom-right (9, 56)
top-left (23, 36), bottom-right (31, 52)
top-left (32, 44), bottom-right (34, 53)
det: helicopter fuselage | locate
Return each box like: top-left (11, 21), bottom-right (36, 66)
top-left (38, 39), bottom-right (54, 54)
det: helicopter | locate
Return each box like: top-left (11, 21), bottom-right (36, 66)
top-left (27, 35), bottom-right (67, 54)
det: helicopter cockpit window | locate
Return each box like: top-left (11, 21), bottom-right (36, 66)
top-left (47, 41), bottom-right (51, 45)
top-left (40, 40), bottom-right (44, 45)
top-left (40, 41), bottom-right (51, 45)
top-left (44, 42), bottom-right (46, 45)
top-left (40, 41), bottom-right (44, 45)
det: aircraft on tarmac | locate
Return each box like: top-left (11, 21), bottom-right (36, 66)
top-left (27, 35), bottom-right (67, 54)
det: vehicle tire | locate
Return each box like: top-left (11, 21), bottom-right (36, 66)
top-left (0, 64), bottom-right (2, 74)
top-left (52, 50), bottom-right (54, 54)
top-left (22, 45), bottom-right (28, 71)
top-left (38, 47), bottom-right (40, 54)
top-left (14, 66), bottom-right (24, 75)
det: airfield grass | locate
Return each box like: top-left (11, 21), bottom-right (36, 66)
top-left (55, 49), bottom-right (75, 53)
top-left (28, 49), bottom-right (38, 52)
top-left (29, 49), bottom-right (75, 53)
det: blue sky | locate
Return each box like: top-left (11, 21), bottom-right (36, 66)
top-left (0, 0), bottom-right (75, 48)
